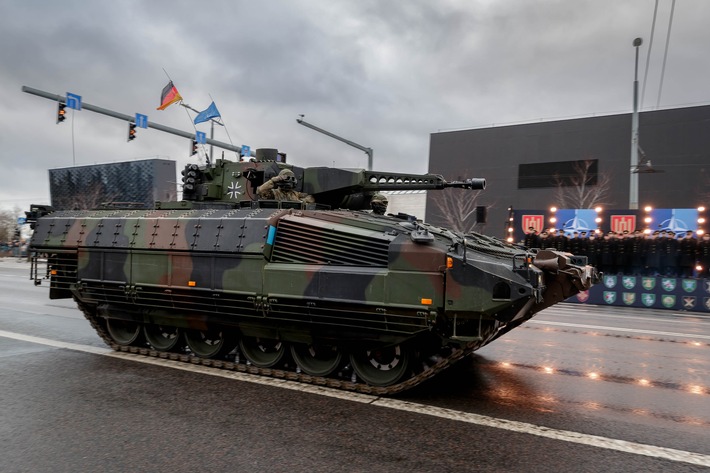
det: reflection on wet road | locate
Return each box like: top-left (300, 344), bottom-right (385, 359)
top-left (473, 305), bottom-right (709, 430)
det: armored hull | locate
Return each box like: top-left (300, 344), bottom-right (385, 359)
top-left (30, 193), bottom-right (597, 393)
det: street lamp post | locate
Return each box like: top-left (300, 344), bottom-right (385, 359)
top-left (629, 37), bottom-right (643, 209)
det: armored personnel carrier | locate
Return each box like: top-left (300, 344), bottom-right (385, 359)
top-left (27, 149), bottom-right (598, 394)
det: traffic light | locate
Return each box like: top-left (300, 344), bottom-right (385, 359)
top-left (190, 139), bottom-right (198, 156)
top-left (127, 123), bottom-right (137, 142)
top-left (56, 102), bottom-right (67, 124)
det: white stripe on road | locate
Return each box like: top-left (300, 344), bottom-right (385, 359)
top-left (527, 320), bottom-right (710, 340)
top-left (0, 330), bottom-right (112, 354)
top-left (1, 329), bottom-right (709, 468)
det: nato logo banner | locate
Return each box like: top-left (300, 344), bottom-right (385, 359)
top-left (648, 208), bottom-right (697, 235)
top-left (642, 277), bottom-right (656, 290)
top-left (558, 209), bottom-right (596, 234)
top-left (604, 275), bottom-right (617, 289)
top-left (704, 280), bottom-right (710, 294)
top-left (681, 279), bottom-right (697, 293)
top-left (705, 298), bottom-right (710, 311)
top-left (603, 291), bottom-right (617, 304)
top-left (642, 293), bottom-right (656, 307)
top-left (682, 296), bottom-right (696, 310)
top-left (661, 295), bottom-right (676, 308)
top-left (661, 278), bottom-right (676, 292)
top-left (623, 293), bottom-right (636, 305)
top-left (622, 276), bottom-right (636, 289)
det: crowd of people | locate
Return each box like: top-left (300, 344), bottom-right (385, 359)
top-left (523, 228), bottom-right (710, 278)
top-left (0, 239), bottom-right (27, 258)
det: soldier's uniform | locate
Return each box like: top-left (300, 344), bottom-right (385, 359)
top-left (257, 169), bottom-right (315, 203)
top-left (568, 231), bottom-right (583, 256)
top-left (523, 227), bottom-right (541, 249)
top-left (599, 233), bottom-right (615, 274)
top-left (552, 230), bottom-right (568, 252)
top-left (698, 234), bottom-right (710, 278)
top-left (678, 230), bottom-right (698, 278)
top-left (615, 231), bottom-right (630, 274)
top-left (586, 233), bottom-right (599, 268)
top-left (659, 231), bottom-right (679, 277)
top-left (629, 231), bottom-right (645, 275)
top-left (644, 232), bottom-right (661, 276)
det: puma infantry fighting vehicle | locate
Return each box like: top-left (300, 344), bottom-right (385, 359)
top-left (28, 149), bottom-right (598, 394)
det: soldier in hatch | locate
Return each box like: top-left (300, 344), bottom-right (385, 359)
top-left (257, 168), bottom-right (315, 203)
top-left (370, 193), bottom-right (388, 215)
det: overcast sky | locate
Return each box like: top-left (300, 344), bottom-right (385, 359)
top-left (1, 0), bottom-right (708, 213)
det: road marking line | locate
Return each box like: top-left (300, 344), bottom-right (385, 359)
top-left (1, 329), bottom-right (710, 467)
top-left (527, 320), bottom-right (710, 340)
top-left (371, 399), bottom-right (710, 468)
top-left (0, 330), bottom-right (112, 355)
top-left (543, 306), bottom-right (710, 324)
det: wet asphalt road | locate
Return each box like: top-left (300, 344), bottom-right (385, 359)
top-left (0, 259), bottom-right (709, 472)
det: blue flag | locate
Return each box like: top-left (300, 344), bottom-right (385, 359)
top-left (194, 101), bottom-right (221, 124)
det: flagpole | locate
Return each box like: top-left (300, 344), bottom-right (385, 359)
top-left (210, 119), bottom-right (214, 161)
top-left (208, 93), bottom-right (238, 160)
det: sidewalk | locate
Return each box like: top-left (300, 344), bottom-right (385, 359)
top-left (0, 257), bottom-right (31, 267)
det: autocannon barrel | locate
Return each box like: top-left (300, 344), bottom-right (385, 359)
top-left (443, 178), bottom-right (486, 190)
top-left (358, 171), bottom-right (485, 192)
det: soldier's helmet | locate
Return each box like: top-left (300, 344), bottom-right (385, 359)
top-left (370, 193), bottom-right (388, 215)
top-left (276, 168), bottom-right (297, 189)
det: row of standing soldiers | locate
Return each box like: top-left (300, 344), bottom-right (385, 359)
top-left (523, 228), bottom-right (710, 278)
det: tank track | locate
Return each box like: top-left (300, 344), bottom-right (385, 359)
top-left (74, 298), bottom-right (480, 396)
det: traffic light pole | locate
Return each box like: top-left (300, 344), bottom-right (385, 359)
top-left (22, 85), bottom-right (248, 157)
top-left (296, 117), bottom-right (373, 170)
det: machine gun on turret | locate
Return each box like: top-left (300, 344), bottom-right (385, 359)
top-left (171, 148), bottom-right (485, 211)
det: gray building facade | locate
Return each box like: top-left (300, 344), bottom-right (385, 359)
top-left (427, 105), bottom-right (710, 236)
top-left (49, 159), bottom-right (177, 210)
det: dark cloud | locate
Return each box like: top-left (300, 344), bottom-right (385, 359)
top-left (1, 0), bottom-right (709, 213)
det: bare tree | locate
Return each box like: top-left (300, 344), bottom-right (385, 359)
top-left (429, 187), bottom-right (486, 234)
top-left (0, 209), bottom-right (15, 242)
top-left (553, 159), bottom-right (612, 208)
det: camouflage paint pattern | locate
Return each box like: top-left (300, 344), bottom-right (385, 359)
top-left (29, 158), bottom-right (596, 347)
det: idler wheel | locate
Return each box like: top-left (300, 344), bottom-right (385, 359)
top-left (185, 328), bottom-right (234, 358)
top-left (290, 343), bottom-right (343, 377)
top-left (239, 336), bottom-right (286, 368)
top-left (106, 319), bottom-right (143, 346)
top-left (350, 345), bottom-right (410, 387)
top-left (144, 324), bottom-right (183, 352)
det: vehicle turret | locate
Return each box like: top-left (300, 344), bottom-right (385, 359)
top-left (171, 149), bottom-right (485, 212)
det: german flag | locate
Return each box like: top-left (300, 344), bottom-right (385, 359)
top-left (157, 81), bottom-right (182, 110)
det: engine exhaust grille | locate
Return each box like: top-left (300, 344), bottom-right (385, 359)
top-left (271, 218), bottom-right (390, 266)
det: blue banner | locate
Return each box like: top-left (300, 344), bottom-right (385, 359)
top-left (194, 102), bottom-right (221, 125)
